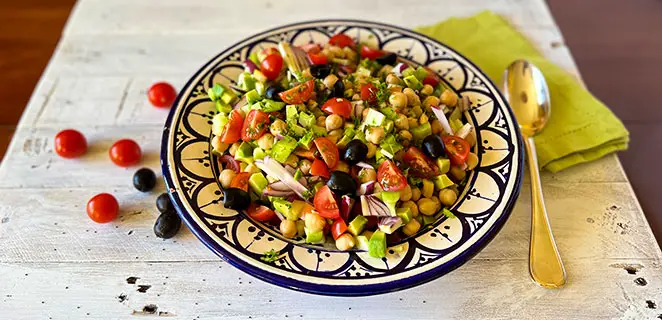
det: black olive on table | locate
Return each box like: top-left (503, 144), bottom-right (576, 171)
top-left (265, 86), bottom-right (283, 101)
top-left (156, 193), bottom-right (173, 213)
top-left (376, 52), bottom-right (398, 66)
top-left (223, 187), bottom-right (251, 211)
top-left (154, 211), bottom-right (181, 239)
top-left (422, 135), bottom-right (446, 159)
top-left (327, 171), bottom-right (358, 196)
top-left (310, 65), bottom-right (331, 79)
top-left (343, 139), bottom-right (368, 165)
top-left (330, 79), bottom-right (345, 98)
top-left (133, 168), bottom-right (156, 192)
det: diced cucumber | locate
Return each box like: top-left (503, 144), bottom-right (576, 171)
top-left (396, 207), bottom-right (413, 224)
top-left (348, 216), bottom-right (368, 237)
top-left (245, 89), bottom-right (262, 104)
top-left (305, 228), bottom-right (325, 244)
top-left (298, 112), bottom-right (316, 128)
top-left (410, 122), bottom-right (431, 141)
top-left (271, 136), bottom-right (298, 163)
top-left (249, 173), bottom-right (268, 195)
top-left (364, 109), bottom-right (386, 127)
top-left (433, 174), bottom-right (454, 190)
top-left (368, 230), bottom-right (387, 258)
top-left (403, 75), bottom-right (423, 90)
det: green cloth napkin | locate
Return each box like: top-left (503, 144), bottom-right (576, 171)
top-left (416, 11), bottom-right (629, 172)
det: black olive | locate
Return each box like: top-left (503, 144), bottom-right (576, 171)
top-left (133, 168), bottom-right (156, 192)
top-left (330, 79), bottom-right (345, 98)
top-left (422, 135), bottom-right (446, 159)
top-left (156, 193), bottom-right (173, 213)
top-left (343, 140), bottom-right (368, 165)
top-left (154, 210), bottom-right (181, 239)
top-left (310, 65), bottom-right (331, 79)
top-left (265, 86), bottom-right (282, 101)
top-left (376, 52), bottom-right (397, 66)
top-left (223, 187), bottom-right (251, 211)
top-left (327, 171), bottom-right (358, 196)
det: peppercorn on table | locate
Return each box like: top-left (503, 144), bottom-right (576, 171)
top-left (0, 0), bottom-right (661, 319)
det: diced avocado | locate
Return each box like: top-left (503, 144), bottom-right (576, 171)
top-left (356, 235), bottom-right (370, 251)
top-left (436, 158), bottom-right (451, 174)
top-left (403, 75), bottom-right (423, 90)
top-left (255, 81), bottom-right (266, 96)
top-left (272, 198), bottom-right (293, 217)
top-left (271, 136), bottom-right (298, 163)
top-left (396, 207), bottom-right (413, 224)
top-left (262, 99), bottom-right (285, 112)
top-left (379, 107), bottom-right (397, 120)
top-left (249, 52), bottom-right (259, 66)
top-left (238, 72), bottom-right (256, 91)
top-left (253, 70), bottom-right (268, 83)
top-left (311, 125), bottom-right (327, 137)
top-left (249, 173), bottom-right (268, 195)
top-left (253, 147), bottom-right (266, 161)
top-left (235, 142), bottom-right (254, 164)
top-left (402, 67), bottom-right (415, 78)
top-left (298, 112), bottom-right (315, 128)
top-left (375, 149), bottom-right (387, 165)
top-left (286, 105), bottom-right (298, 123)
top-left (410, 122), bottom-right (431, 141)
top-left (288, 200), bottom-right (306, 221)
top-left (245, 89), bottom-right (262, 104)
top-left (348, 216), bottom-right (368, 237)
top-left (384, 119), bottom-right (394, 133)
top-left (368, 230), bottom-right (387, 258)
top-left (336, 134), bottom-right (353, 149)
top-left (376, 191), bottom-right (400, 216)
top-left (422, 215), bottom-right (437, 225)
top-left (298, 131), bottom-right (315, 149)
top-left (449, 105), bottom-right (462, 121)
top-left (211, 113), bottom-right (229, 136)
top-left (364, 109), bottom-right (386, 127)
top-left (293, 169), bottom-right (303, 181)
top-left (216, 101), bottom-right (232, 114)
top-left (305, 228), bottom-right (325, 244)
top-left (288, 123), bottom-right (306, 137)
top-left (414, 66), bottom-right (428, 81)
top-left (450, 119), bottom-right (464, 133)
top-left (433, 174), bottom-right (455, 190)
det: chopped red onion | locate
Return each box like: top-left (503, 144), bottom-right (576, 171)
top-left (340, 195), bottom-right (355, 221)
top-left (356, 162), bottom-right (374, 170)
top-left (360, 195), bottom-right (390, 217)
top-left (243, 59), bottom-right (258, 73)
top-left (358, 181), bottom-right (375, 195)
top-left (431, 105), bottom-right (454, 135)
top-left (254, 157), bottom-right (310, 200)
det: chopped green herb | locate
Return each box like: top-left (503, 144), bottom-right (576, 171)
top-left (260, 249), bottom-right (280, 263)
top-left (442, 208), bottom-right (456, 219)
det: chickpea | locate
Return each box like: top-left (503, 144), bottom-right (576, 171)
top-left (440, 89), bottom-right (458, 107)
top-left (323, 74), bottom-right (339, 89)
top-left (389, 85), bottom-right (403, 93)
top-left (269, 119), bottom-right (287, 137)
top-left (450, 165), bottom-right (466, 181)
top-left (335, 233), bottom-right (356, 251)
top-left (401, 201), bottom-right (419, 217)
top-left (421, 179), bottom-right (434, 199)
top-left (328, 45), bottom-right (343, 58)
top-left (419, 113), bottom-right (429, 125)
top-left (366, 143), bottom-right (377, 159)
top-left (316, 116), bottom-right (327, 127)
top-left (399, 185), bottom-right (412, 201)
top-left (228, 142), bottom-right (241, 156)
top-left (326, 135), bottom-right (339, 144)
top-left (439, 188), bottom-right (458, 207)
top-left (388, 91), bottom-right (407, 109)
top-left (419, 84), bottom-right (433, 96)
top-left (359, 168), bottom-right (377, 184)
top-left (403, 88), bottom-right (420, 107)
top-left (280, 220), bottom-right (298, 238)
top-left (411, 187), bottom-right (421, 202)
top-left (285, 154), bottom-right (299, 168)
top-left (244, 163), bottom-right (260, 174)
top-left (402, 219), bottom-right (421, 236)
top-left (257, 133), bottom-right (274, 150)
top-left (386, 74), bottom-right (402, 85)
top-left (219, 169), bottom-right (236, 189)
top-left (423, 96), bottom-right (440, 110)
top-left (466, 152), bottom-right (479, 170)
top-left (329, 129), bottom-right (343, 138)
top-left (305, 213), bottom-right (326, 233)
top-left (362, 108), bottom-right (372, 120)
top-left (361, 230), bottom-right (374, 240)
top-left (407, 117), bottom-right (418, 129)
top-left (351, 93), bottom-right (361, 101)
top-left (296, 220), bottom-right (306, 237)
top-left (431, 119), bottom-right (443, 135)
top-left (411, 105), bottom-right (423, 118)
top-left (344, 47), bottom-right (357, 61)
top-left (418, 198), bottom-right (439, 216)
top-left (398, 130), bottom-right (412, 143)
top-left (325, 114), bottom-right (343, 131)
top-left (394, 113), bottom-right (409, 130)
top-left (211, 136), bottom-right (229, 154)
top-left (366, 127), bottom-right (386, 144)
top-left (335, 161), bottom-right (350, 173)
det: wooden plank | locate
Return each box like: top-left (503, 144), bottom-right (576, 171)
top-left (0, 259), bottom-right (660, 319)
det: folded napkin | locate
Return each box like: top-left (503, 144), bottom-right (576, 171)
top-left (416, 11), bottom-right (629, 172)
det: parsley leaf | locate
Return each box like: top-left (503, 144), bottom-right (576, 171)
top-left (260, 249), bottom-right (280, 263)
top-left (375, 81), bottom-right (390, 104)
top-left (441, 208), bottom-right (456, 219)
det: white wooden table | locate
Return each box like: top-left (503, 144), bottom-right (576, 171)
top-left (1, 0), bottom-right (661, 319)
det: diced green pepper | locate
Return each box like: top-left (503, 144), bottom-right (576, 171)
top-left (410, 122), bottom-right (431, 141)
top-left (348, 216), bottom-right (368, 237)
top-left (403, 75), bottom-right (423, 90)
top-left (271, 136), bottom-right (298, 163)
top-left (396, 207), bottom-right (413, 224)
top-left (433, 174), bottom-right (454, 190)
top-left (305, 228), bottom-right (325, 244)
top-left (414, 66), bottom-right (428, 81)
top-left (368, 230), bottom-right (387, 258)
top-left (298, 112), bottom-right (316, 128)
top-left (436, 158), bottom-right (451, 174)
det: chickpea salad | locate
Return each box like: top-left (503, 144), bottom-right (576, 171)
top-left (209, 33), bottom-right (477, 258)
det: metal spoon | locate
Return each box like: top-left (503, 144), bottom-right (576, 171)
top-left (504, 59), bottom-right (566, 288)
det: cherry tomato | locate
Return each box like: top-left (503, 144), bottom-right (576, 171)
top-left (279, 79), bottom-right (315, 105)
top-left (230, 172), bottom-right (251, 192)
top-left (87, 193), bottom-right (119, 223)
top-left (377, 160), bottom-right (407, 191)
top-left (313, 137), bottom-right (339, 169)
top-left (260, 54), bottom-right (283, 81)
top-left (219, 110), bottom-right (244, 144)
top-left (442, 135), bottom-right (471, 166)
top-left (360, 83), bottom-right (378, 104)
top-left (331, 219), bottom-right (348, 240)
top-left (314, 185), bottom-right (340, 219)
top-left (241, 109), bottom-right (270, 141)
top-left (328, 34), bottom-right (354, 48)
top-left (422, 67), bottom-right (441, 87)
top-left (310, 158), bottom-right (330, 179)
top-left (307, 51), bottom-right (328, 65)
top-left (109, 139), bottom-right (141, 167)
top-left (360, 45), bottom-right (385, 60)
top-left (294, 146), bottom-right (317, 161)
top-left (261, 47), bottom-right (280, 56)
top-left (247, 203), bottom-right (276, 222)
top-left (219, 154), bottom-right (240, 172)
top-left (298, 43), bottom-right (321, 52)
top-left (321, 97), bottom-right (352, 119)
top-left (403, 146), bottom-right (441, 179)
top-left (54, 129), bottom-right (87, 159)
top-left (148, 82), bottom-right (177, 108)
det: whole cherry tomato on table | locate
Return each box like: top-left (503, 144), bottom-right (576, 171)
top-left (54, 129), bottom-right (87, 158)
top-left (109, 139), bottom-right (142, 167)
top-left (87, 193), bottom-right (119, 223)
top-left (148, 82), bottom-right (177, 108)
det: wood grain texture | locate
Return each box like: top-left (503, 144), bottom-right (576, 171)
top-left (0, 0), bottom-right (661, 318)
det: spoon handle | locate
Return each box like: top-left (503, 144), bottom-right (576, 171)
top-left (524, 137), bottom-right (566, 288)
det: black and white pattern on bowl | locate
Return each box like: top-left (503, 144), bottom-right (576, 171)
top-left (161, 20), bottom-right (524, 296)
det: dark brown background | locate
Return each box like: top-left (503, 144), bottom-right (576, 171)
top-left (1, 0), bottom-right (660, 244)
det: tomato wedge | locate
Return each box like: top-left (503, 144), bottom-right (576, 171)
top-left (442, 135), bottom-right (471, 166)
top-left (313, 137), bottom-right (339, 169)
top-left (310, 158), bottom-right (330, 179)
top-left (403, 146), bottom-right (441, 179)
top-left (241, 109), bottom-right (270, 141)
top-left (360, 83), bottom-right (377, 104)
top-left (422, 67), bottom-right (441, 87)
top-left (230, 172), bottom-right (251, 192)
top-left (314, 185), bottom-right (340, 219)
top-left (294, 146), bottom-right (317, 160)
top-left (279, 79), bottom-right (314, 104)
top-left (377, 160), bottom-right (407, 191)
top-left (219, 110), bottom-right (244, 144)
top-left (307, 51), bottom-right (328, 65)
top-left (328, 34), bottom-right (354, 48)
top-left (321, 98), bottom-right (352, 119)
top-left (247, 203), bottom-right (276, 222)
top-left (360, 45), bottom-right (385, 60)
top-left (331, 219), bottom-right (348, 240)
